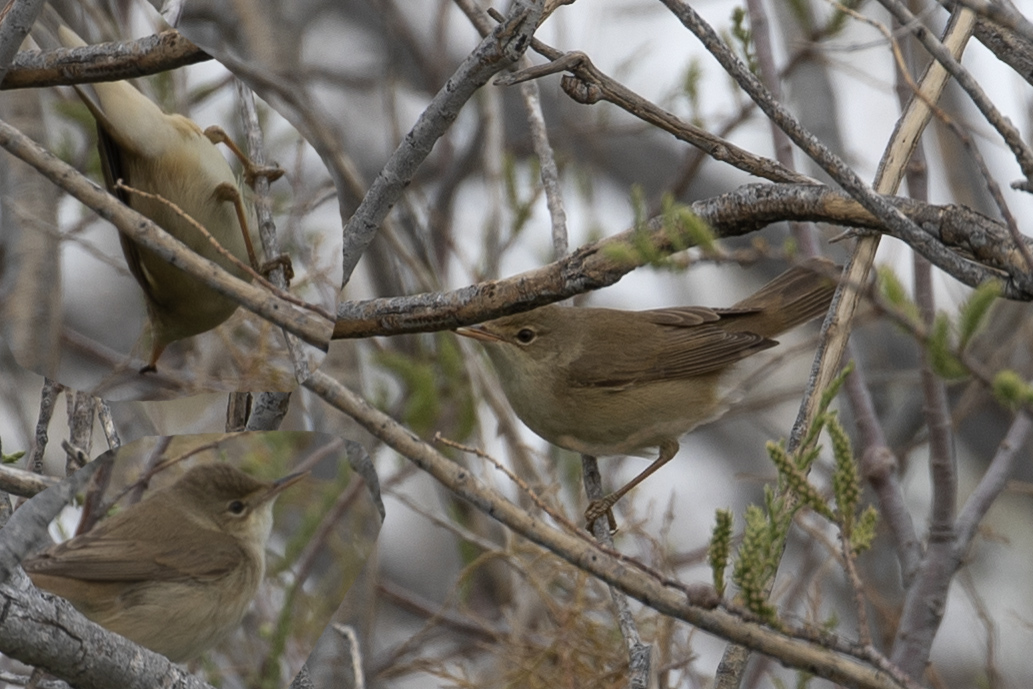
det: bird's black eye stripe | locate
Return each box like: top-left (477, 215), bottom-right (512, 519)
top-left (228, 500), bottom-right (246, 514)
top-left (516, 328), bottom-right (535, 344)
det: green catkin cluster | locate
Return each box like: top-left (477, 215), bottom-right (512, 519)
top-left (709, 509), bottom-right (734, 598)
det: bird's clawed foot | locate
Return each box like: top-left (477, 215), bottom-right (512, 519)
top-left (584, 497), bottom-right (618, 533)
top-left (204, 126), bottom-right (285, 188)
top-left (259, 254), bottom-right (294, 282)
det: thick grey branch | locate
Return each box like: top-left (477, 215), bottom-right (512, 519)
top-left (0, 0), bottom-right (46, 85)
top-left (974, 17), bottom-right (1033, 86)
top-left (2, 30), bottom-right (209, 90)
top-left (333, 184), bottom-right (1033, 339)
top-left (0, 464), bottom-right (57, 499)
top-left (947, 0), bottom-right (1033, 45)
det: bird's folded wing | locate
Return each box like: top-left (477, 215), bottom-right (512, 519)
top-left (569, 307), bottom-right (775, 387)
top-left (23, 530), bottom-right (245, 582)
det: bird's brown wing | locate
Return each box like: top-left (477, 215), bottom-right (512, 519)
top-left (94, 122), bottom-right (164, 308)
top-left (150, 532), bottom-right (247, 581)
top-left (568, 306), bottom-right (776, 388)
top-left (23, 527), bottom-right (245, 583)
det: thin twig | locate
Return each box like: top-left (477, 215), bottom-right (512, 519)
top-left (434, 433), bottom-right (582, 535)
top-left (954, 411), bottom-right (1032, 554)
top-left (340, 1), bottom-right (545, 286)
top-left (518, 77), bottom-right (568, 260)
top-left (95, 399), bottom-right (120, 450)
top-left (233, 79), bottom-right (303, 420)
top-left (500, 47), bottom-right (811, 185)
top-left (838, 536), bottom-right (873, 647)
top-left (582, 454), bottom-right (652, 689)
top-left (29, 379), bottom-right (61, 474)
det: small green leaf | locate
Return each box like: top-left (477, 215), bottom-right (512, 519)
top-left (958, 280), bottom-right (1001, 350)
top-left (992, 370), bottom-right (1033, 409)
top-left (2, 450), bottom-right (25, 464)
top-left (795, 444), bottom-right (821, 473)
top-left (822, 0), bottom-right (863, 36)
top-left (683, 59), bottom-right (703, 100)
top-left (927, 314), bottom-right (968, 380)
top-left (630, 184), bottom-right (648, 228)
top-left (877, 265), bottom-right (907, 307)
top-left (729, 7), bottom-right (758, 74)
top-left (681, 59), bottom-right (705, 126)
top-left (877, 266), bottom-right (921, 325)
top-left (600, 241), bottom-right (642, 266)
top-left (661, 195), bottom-right (716, 254)
top-left (818, 361), bottom-right (855, 416)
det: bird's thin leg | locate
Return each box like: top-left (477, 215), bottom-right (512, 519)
top-left (140, 341), bottom-right (166, 375)
top-left (213, 182), bottom-right (261, 271)
top-left (203, 126), bottom-right (284, 188)
top-left (207, 129), bottom-right (293, 280)
top-left (212, 182), bottom-right (294, 280)
top-left (584, 439), bottom-right (680, 528)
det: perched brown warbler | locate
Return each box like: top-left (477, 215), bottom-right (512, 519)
top-left (458, 257), bottom-right (838, 525)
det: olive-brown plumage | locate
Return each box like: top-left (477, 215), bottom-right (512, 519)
top-left (58, 26), bottom-right (257, 372)
top-left (457, 257), bottom-right (838, 524)
top-left (23, 463), bottom-right (305, 662)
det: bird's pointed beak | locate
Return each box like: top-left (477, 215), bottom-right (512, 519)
top-left (455, 325), bottom-right (502, 343)
top-left (260, 470), bottom-right (309, 504)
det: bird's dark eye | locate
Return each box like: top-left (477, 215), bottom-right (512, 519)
top-left (228, 500), bottom-right (246, 515)
top-left (516, 328), bottom-right (536, 344)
